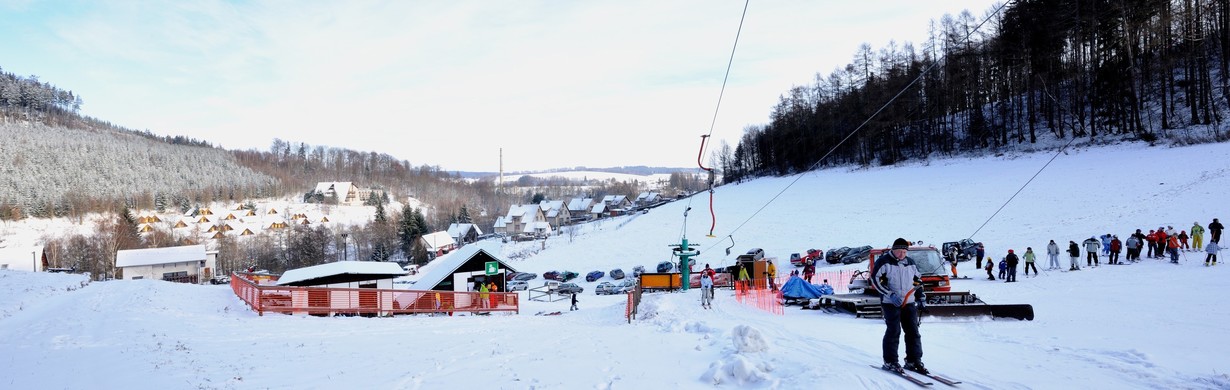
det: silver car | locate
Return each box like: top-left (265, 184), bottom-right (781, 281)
top-left (506, 280), bottom-right (529, 291)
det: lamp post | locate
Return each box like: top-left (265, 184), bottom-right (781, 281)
top-left (32, 250), bottom-right (37, 272)
top-left (341, 233), bottom-right (349, 261)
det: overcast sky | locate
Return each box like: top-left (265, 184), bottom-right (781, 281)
top-left (2, 0), bottom-right (1001, 172)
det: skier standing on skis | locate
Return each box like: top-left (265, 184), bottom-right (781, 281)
top-left (1023, 247), bottom-right (1038, 276)
top-left (700, 264), bottom-right (715, 308)
top-left (1046, 240), bottom-right (1060, 270)
top-left (872, 238), bottom-right (927, 375)
top-left (1067, 241), bottom-right (1082, 271)
top-left (1083, 236), bottom-right (1101, 267)
top-left (1210, 218), bottom-right (1224, 243)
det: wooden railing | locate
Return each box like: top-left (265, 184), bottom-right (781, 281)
top-left (229, 272), bottom-right (518, 316)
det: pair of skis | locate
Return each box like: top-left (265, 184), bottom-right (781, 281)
top-left (870, 365), bottom-right (962, 387)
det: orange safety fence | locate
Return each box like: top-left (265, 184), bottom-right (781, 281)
top-left (229, 272), bottom-right (518, 316)
top-left (731, 269), bottom-right (860, 315)
top-left (733, 280), bottom-right (783, 315)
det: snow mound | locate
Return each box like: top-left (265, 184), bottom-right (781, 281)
top-left (696, 325), bottom-right (778, 386)
top-left (0, 270), bottom-right (89, 320)
top-left (731, 324), bottom-right (768, 353)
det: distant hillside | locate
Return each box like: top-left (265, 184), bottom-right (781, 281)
top-left (0, 121), bottom-right (276, 219)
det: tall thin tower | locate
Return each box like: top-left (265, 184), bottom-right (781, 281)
top-left (498, 148), bottom-right (504, 193)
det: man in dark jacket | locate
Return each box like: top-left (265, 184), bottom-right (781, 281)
top-left (1211, 218), bottom-right (1224, 243)
top-left (1004, 249), bottom-right (1019, 282)
top-left (872, 238), bottom-right (927, 375)
top-left (1067, 241), bottom-right (1082, 271)
top-left (975, 244), bottom-right (985, 269)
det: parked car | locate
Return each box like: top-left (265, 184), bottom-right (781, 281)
top-left (506, 280), bottom-right (529, 291)
top-left (609, 268), bottom-right (625, 280)
top-left (512, 272), bottom-right (538, 281)
top-left (505, 271), bottom-right (521, 281)
top-left (543, 271), bottom-right (561, 281)
top-left (614, 278), bottom-right (638, 293)
top-left (656, 261), bottom-right (674, 273)
top-left (585, 270), bottom-right (605, 282)
top-left (560, 271), bottom-right (579, 282)
top-left (209, 276), bottom-right (230, 285)
top-left (595, 282), bottom-right (619, 295)
top-left (826, 247), bottom-right (851, 264)
top-left (841, 245), bottom-right (873, 264)
top-left (556, 282), bottom-right (583, 295)
top-left (632, 266), bottom-right (646, 277)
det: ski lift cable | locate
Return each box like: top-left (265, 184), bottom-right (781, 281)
top-left (682, 0), bottom-right (750, 242)
top-left (696, 0), bottom-right (1014, 255)
top-left (967, 75), bottom-right (1081, 240)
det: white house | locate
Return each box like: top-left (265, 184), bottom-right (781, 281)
top-left (312, 181), bottom-right (367, 206)
top-left (538, 200), bottom-right (570, 229)
top-left (447, 223), bottom-right (483, 245)
top-left (502, 204), bottom-right (546, 236)
top-left (567, 197), bottom-right (594, 222)
top-left (421, 231), bottom-right (457, 255)
top-left (115, 244), bottom-right (216, 283)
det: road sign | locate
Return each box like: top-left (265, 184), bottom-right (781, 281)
top-left (485, 261), bottom-right (498, 275)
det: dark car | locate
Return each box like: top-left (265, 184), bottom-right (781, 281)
top-left (609, 268), bottom-right (625, 280)
top-left (512, 272), bottom-right (538, 281)
top-left (543, 271), bottom-right (561, 281)
top-left (559, 271), bottom-right (579, 282)
top-left (656, 261), bottom-right (674, 273)
top-left (841, 245), bottom-right (873, 264)
top-left (826, 247), bottom-right (851, 264)
top-left (632, 266), bottom-right (646, 277)
top-left (585, 270), bottom-right (605, 282)
top-left (942, 239), bottom-right (981, 262)
top-left (556, 282), bottom-right (584, 295)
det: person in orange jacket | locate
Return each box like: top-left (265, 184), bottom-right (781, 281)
top-left (1167, 234), bottom-right (1181, 263)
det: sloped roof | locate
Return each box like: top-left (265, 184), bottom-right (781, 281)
top-left (276, 261), bottom-right (405, 286)
top-left (492, 216), bottom-right (507, 228)
top-left (116, 244), bottom-right (207, 268)
top-left (411, 243), bottom-right (517, 291)
top-left (447, 223), bottom-right (483, 238)
top-left (421, 231), bottom-right (456, 251)
top-left (567, 197), bottom-right (593, 212)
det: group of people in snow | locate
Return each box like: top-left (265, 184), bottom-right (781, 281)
top-left (975, 219), bottom-right (1223, 282)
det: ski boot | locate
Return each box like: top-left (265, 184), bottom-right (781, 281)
top-left (882, 362), bottom-right (905, 374)
top-left (904, 361), bottom-right (930, 375)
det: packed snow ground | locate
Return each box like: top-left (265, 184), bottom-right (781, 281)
top-left (2, 141), bottom-right (1229, 389)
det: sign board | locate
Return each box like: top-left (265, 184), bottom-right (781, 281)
top-left (485, 261), bottom-right (498, 276)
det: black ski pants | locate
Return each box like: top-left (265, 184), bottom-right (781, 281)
top-left (1087, 252), bottom-right (1099, 266)
top-left (882, 303), bottom-right (922, 364)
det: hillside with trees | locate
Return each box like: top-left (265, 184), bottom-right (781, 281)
top-left (719, 0), bottom-right (1230, 182)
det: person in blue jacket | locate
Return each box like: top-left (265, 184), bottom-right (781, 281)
top-left (872, 238), bottom-right (927, 375)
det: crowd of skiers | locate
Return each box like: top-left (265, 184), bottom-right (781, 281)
top-left (970, 219), bottom-right (1222, 282)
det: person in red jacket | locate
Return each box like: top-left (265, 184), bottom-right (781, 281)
top-left (1109, 236), bottom-right (1122, 264)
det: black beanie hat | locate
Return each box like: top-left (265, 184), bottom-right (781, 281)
top-left (892, 238), bottom-right (910, 249)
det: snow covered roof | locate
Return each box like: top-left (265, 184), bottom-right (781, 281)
top-left (567, 197), bottom-right (593, 212)
top-left (447, 223), bottom-right (482, 238)
top-left (590, 203), bottom-right (607, 213)
top-left (116, 245), bottom-right (207, 268)
top-left (492, 216), bottom-right (507, 228)
top-left (421, 231), bottom-right (456, 251)
top-left (505, 204), bottom-right (529, 219)
top-left (410, 242), bottom-right (516, 290)
top-left (276, 261), bottom-right (406, 286)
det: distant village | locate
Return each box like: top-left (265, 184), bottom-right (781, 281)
top-left (0, 179), bottom-right (681, 288)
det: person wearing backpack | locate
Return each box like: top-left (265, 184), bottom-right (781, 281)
top-left (1083, 236), bottom-right (1101, 267)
